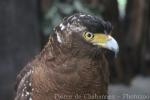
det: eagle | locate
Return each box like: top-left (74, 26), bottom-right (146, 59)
top-left (14, 13), bottom-right (119, 100)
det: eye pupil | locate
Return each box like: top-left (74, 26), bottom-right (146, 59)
top-left (87, 33), bottom-right (92, 37)
top-left (83, 32), bottom-right (94, 40)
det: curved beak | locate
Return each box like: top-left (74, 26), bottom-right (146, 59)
top-left (91, 34), bottom-right (119, 56)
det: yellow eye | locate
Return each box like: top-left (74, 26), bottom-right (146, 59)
top-left (83, 32), bottom-right (94, 41)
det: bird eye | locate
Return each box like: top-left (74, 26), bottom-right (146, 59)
top-left (83, 32), bottom-right (94, 41)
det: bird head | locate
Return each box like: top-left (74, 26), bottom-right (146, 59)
top-left (54, 13), bottom-right (119, 58)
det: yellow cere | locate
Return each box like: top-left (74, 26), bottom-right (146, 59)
top-left (91, 34), bottom-right (108, 43)
top-left (83, 32), bottom-right (109, 45)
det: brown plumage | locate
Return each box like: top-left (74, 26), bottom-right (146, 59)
top-left (15, 13), bottom-right (119, 100)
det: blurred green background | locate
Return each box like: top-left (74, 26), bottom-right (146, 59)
top-left (0, 0), bottom-right (150, 100)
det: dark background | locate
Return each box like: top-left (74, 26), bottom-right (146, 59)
top-left (0, 0), bottom-right (150, 100)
